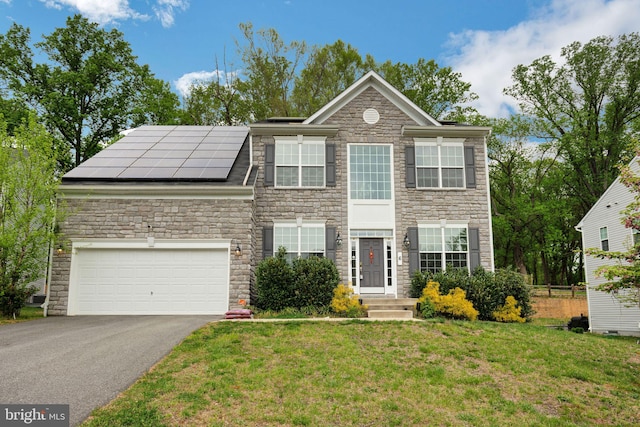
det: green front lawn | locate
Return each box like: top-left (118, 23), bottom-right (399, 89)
top-left (0, 306), bottom-right (43, 325)
top-left (83, 320), bottom-right (640, 426)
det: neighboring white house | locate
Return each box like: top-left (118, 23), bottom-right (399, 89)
top-left (576, 157), bottom-right (640, 337)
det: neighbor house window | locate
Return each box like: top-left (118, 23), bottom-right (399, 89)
top-left (415, 141), bottom-right (464, 188)
top-left (349, 144), bottom-right (392, 200)
top-left (633, 229), bottom-right (640, 247)
top-left (419, 226), bottom-right (468, 273)
top-left (275, 136), bottom-right (325, 187)
top-left (600, 226), bottom-right (609, 251)
top-left (274, 223), bottom-right (325, 262)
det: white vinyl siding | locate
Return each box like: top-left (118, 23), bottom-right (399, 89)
top-left (580, 157), bottom-right (640, 336)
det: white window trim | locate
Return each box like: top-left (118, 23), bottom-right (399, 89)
top-left (414, 137), bottom-right (466, 189)
top-left (273, 220), bottom-right (326, 258)
top-left (418, 222), bottom-right (470, 272)
top-left (274, 135), bottom-right (326, 188)
top-left (348, 143), bottom-right (394, 201)
top-left (599, 226), bottom-right (609, 251)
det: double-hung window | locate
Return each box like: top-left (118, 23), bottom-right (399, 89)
top-left (415, 139), bottom-right (465, 188)
top-left (419, 226), bottom-right (468, 273)
top-left (274, 223), bottom-right (325, 262)
top-left (275, 136), bottom-right (325, 187)
top-left (600, 227), bottom-right (609, 251)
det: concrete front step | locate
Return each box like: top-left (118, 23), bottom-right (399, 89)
top-left (361, 298), bottom-right (418, 319)
top-left (368, 309), bottom-right (414, 319)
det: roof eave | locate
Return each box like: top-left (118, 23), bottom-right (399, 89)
top-left (402, 125), bottom-right (492, 138)
top-left (58, 183), bottom-right (254, 199)
top-left (250, 123), bottom-right (340, 136)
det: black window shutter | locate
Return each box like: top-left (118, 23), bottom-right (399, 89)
top-left (469, 227), bottom-right (481, 270)
top-left (407, 227), bottom-right (419, 275)
top-left (325, 227), bottom-right (336, 262)
top-left (406, 146), bottom-right (416, 188)
top-left (263, 226), bottom-right (274, 259)
top-left (464, 146), bottom-right (476, 189)
top-left (326, 144), bottom-right (336, 187)
top-left (264, 143), bottom-right (275, 186)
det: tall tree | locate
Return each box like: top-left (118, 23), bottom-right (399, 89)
top-left (0, 116), bottom-right (58, 317)
top-left (182, 58), bottom-right (250, 126)
top-left (237, 22), bottom-right (307, 120)
top-left (0, 14), bottom-right (179, 171)
top-left (505, 33), bottom-right (640, 218)
top-left (291, 40), bottom-right (376, 116)
top-left (379, 58), bottom-right (479, 121)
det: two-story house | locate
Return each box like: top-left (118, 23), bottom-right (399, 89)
top-left (47, 71), bottom-right (493, 315)
top-left (576, 157), bottom-right (640, 336)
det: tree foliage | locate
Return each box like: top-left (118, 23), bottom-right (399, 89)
top-left (505, 33), bottom-right (640, 218)
top-left (0, 116), bottom-right (58, 317)
top-left (0, 14), bottom-right (179, 171)
top-left (379, 58), bottom-right (479, 121)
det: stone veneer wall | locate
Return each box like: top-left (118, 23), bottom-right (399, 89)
top-left (48, 197), bottom-right (254, 315)
top-left (253, 86), bottom-right (492, 298)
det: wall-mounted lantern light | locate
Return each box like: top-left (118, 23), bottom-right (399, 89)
top-left (234, 242), bottom-right (242, 257)
top-left (403, 233), bottom-right (410, 249)
top-left (336, 232), bottom-right (343, 247)
top-left (56, 244), bottom-right (65, 255)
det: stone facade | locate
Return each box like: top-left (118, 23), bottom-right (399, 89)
top-left (48, 71), bottom-right (492, 314)
top-left (49, 196), bottom-right (254, 315)
top-left (252, 85), bottom-right (493, 298)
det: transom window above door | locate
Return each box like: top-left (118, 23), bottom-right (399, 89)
top-left (349, 144), bottom-right (392, 200)
top-left (275, 136), bottom-right (326, 187)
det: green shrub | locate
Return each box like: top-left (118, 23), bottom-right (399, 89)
top-left (408, 267), bottom-right (534, 321)
top-left (255, 247), bottom-right (294, 311)
top-left (292, 256), bottom-right (339, 308)
top-left (255, 247), bottom-right (339, 311)
top-left (418, 297), bottom-right (436, 319)
top-left (0, 283), bottom-right (38, 318)
top-left (409, 270), bottom-right (431, 298)
top-left (491, 268), bottom-right (534, 319)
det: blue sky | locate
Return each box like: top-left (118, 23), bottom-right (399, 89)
top-left (1, 0), bottom-right (639, 117)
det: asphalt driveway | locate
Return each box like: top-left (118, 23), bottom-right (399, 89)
top-left (0, 315), bottom-right (220, 426)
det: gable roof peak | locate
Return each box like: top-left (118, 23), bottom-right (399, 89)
top-left (303, 70), bottom-right (441, 126)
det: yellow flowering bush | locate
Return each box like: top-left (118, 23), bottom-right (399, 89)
top-left (331, 284), bottom-right (368, 318)
top-left (492, 295), bottom-right (526, 323)
top-left (418, 281), bottom-right (478, 321)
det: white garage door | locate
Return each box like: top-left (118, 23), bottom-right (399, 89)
top-left (70, 248), bottom-right (229, 315)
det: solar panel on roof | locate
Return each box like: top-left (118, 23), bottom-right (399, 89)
top-left (63, 125), bottom-right (249, 181)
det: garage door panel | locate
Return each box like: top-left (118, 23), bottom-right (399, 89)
top-left (71, 247), bottom-right (229, 315)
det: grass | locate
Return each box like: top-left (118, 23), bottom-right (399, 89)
top-left (0, 306), bottom-right (44, 325)
top-left (82, 319), bottom-right (640, 427)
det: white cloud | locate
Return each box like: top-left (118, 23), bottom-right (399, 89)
top-left (0, 0), bottom-right (12, 5)
top-left (446, 0), bottom-right (640, 118)
top-left (153, 0), bottom-right (189, 28)
top-left (39, 0), bottom-right (148, 25)
top-left (174, 69), bottom-right (226, 98)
